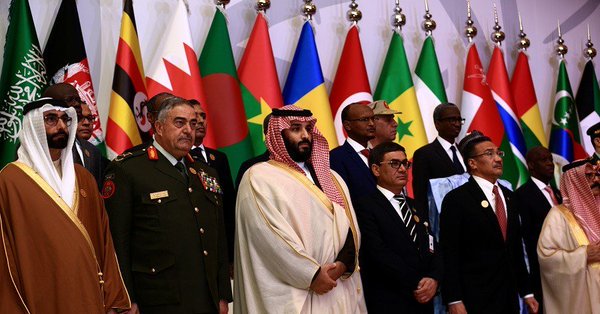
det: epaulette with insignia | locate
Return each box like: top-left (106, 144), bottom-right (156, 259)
top-left (147, 146), bottom-right (159, 160)
top-left (114, 149), bottom-right (145, 162)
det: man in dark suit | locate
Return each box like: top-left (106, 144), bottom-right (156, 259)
top-left (189, 99), bottom-right (236, 265)
top-left (412, 103), bottom-right (465, 220)
top-left (235, 114), bottom-right (272, 189)
top-left (440, 131), bottom-right (538, 314)
top-left (515, 146), bottom-right (561, 313)
top-left (103, 96), bottom-right (232, 313)
top-left (355, 142), bottom-right (442, 313)
top-left (43, 83), bottom-right (107, 189)
top-left (330, 103), bottom-right (376, 202)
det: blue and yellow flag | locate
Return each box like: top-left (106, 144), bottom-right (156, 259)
top-left (283, 21), bottom-right (338, 147)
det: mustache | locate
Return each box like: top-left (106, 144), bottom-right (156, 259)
top-left (52, 131), bottom-right (68, 137)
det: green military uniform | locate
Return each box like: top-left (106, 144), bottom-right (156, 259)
top-left (103, 145), bottom-right (232, 314)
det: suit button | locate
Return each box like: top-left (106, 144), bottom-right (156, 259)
top-left (203, 250), bottom-right (208, 256)
top-left (188, 187), bottom-right (193, 192)
top-left (200, 228), bottom-right (205, 234)
top-left (194, 207), bottom-right (199, 213)
top-left (157, 199), bottom-right (162, 204)
top-left (151, 268), bottom-right (156, 273)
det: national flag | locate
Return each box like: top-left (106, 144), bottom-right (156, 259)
top-left (329, 25), bottom-right (372, 144)
top-left (105, 0), bottom-right (150, 159)
top-left (145, 0), bottom-right (213, 146)
top-left (238, 12), bottom-right (283, 155)
top-left (549, 59), bottom-right (588, 166)
top-left (414, 36), bottom-right (448, 141)
top-left (576, 60), bottom-right (600, 155)
top-left (44, 0), bottom-right (104, 150)
top-left (488, 46), bottom-right (528, 188)
top-left (511, 51), bottom-right (547, 150)
top-left (374, 31), bottom-right (427, 159)
top-left (199, 8), bottom-right (253, 180)
top-left (283, 21), bottom-right (338, 147)
top-left (0, 0), bottom-right (48, 168)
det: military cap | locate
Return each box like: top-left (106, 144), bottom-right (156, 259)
top-left (368, 100), bottom-right (401, 115)
top-left (586, 122), bottom-right (600, 139)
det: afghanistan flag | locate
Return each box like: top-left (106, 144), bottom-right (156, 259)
top-left (44, 0), bottom-right (104, 150)
top-left (0, 0), bottom-right (48, 168)
top-left (238, 12), bottom-right (283, 155)
top-left (106, 0), bottom-right (150, 159)
top-left (199, 8), bottom-right (254, 180)
top-left (576, 60), bottom-right (600, 155)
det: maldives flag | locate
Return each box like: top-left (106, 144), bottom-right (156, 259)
top-left (487, 46), bottom-right (528, 188)
top-left (329, 24), bottom-right (372, 145)
top-left (145, 0), bottom-right (212, 146)
top-left (43, 0), bottom-right (104, 149)
top-left (199, 8), bottom-right (253, 180)
top-left (238, 12), bottom-right (283, 155)
top-left (459, 44), bottom-right (506, 151)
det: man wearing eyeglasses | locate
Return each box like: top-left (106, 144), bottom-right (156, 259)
top-left (330, 102), bottom-right (377, 203)
top-left (537, 160), bottom-right (600, 313)
top-left (43, 83), bottom-right (107, 190)
top-left (412, 103), bottom-right (466, 223)
top-left (0, 98), bottom-right (131, 312)
top-left (440, 131), bottom-right (538, 314)
top-left (354, 142), bottom-right (442, 313)
top-left (103, 96), bottom-right (232, 314)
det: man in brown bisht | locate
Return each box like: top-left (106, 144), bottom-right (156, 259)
top-left (0, 98), bottom-right (131, 313)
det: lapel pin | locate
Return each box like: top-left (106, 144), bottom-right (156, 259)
top-left (189, 167), bottom-right (197, 175)
top-left (481, 200), bottom-right (489, 208)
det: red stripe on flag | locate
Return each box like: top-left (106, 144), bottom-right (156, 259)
top-left (511, 52), bottom-right (537, 117)
top-left (115, 38), bottom-right (146, 94)
top-left (106, 118), bottom-right (134, 153)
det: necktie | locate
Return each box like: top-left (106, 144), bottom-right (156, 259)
top-left (544, 186), bottom-right (559, 206)
top-left (492, 185), bottom-right (507, 241)
top-left (360, 149), bottom-right (370, 159)
top-left (450, 146), bottom-right (465, 174)
top-left (175, 162), bottom-right (188, 179)
top-left (393, 194), bottom-right (417, 243)
top-left (191, 146), bottom-right (207, 163)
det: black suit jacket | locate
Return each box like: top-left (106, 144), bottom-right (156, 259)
top-left (355, 191), bottom-right (442, 313)
top-left (72, 139), bottom-right (108, 190)
top-left (104, 147), bottom-right (232, 313)
top-left (515, 179), bottom-right (561, 311)
top-left (235, 150), bottom-right (270, 189)
top-left (412, 139), bottom-right (464, 220)
top-left (440, 177), bottom-right (531, 314)
top-left (329, 141), bottom-right (377, 203)
top-left (191, 147), bottom-right (236, 263)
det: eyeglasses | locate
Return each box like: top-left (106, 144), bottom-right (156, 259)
top-left (379, 159), bottom-right (412, 169)
top-left (347, 116), bottom-right (375, 123)
top-left (437, 117), bottom-right (465, 125)
top-left (77, 114), bottom-right (97, 123)
top-left (44, 114), bottom-right (73, 127)
top-left (470, 150), bottom-right (505, 159)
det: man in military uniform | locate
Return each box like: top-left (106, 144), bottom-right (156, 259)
top-left (103, 96), bottom-right (232, 314)
top-left (587, 122), bottom-right (600, 164)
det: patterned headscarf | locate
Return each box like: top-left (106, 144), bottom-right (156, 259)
top-left (266, 105), bottom-right (345, 208)
top-left (560, 162), bottom-right (600, 243)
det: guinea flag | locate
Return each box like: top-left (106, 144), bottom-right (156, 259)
top-left (199, 8), bottom-right (253, 180)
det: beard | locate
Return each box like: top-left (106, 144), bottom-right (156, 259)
top-left (284, 137), bottom-right (312, 162)
top-left (47, 131), bottom-right (69, 149)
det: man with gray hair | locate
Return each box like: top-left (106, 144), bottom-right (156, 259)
top-left (104, 96), bottom-right (232, 314)
top-left (0, 98), bottom-right (130, 312)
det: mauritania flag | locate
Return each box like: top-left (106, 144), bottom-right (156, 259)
top-left (511, 51), bottom-right (547, 150)
top-left (459, 44), bottom-right (506, 154)
top-left (238, 12), bottom-right (283, 155)
top-left (487, 46), bottom-right (528, 188)
top-left (283, 21), bottom-right (337, 147)
top-left (374, 31), bottom-right (427, 159)
top-left (549, 59), bottom-right (588, 166)
top-left (199, 8), bottom-right (253, 180)
top-left (415, 36), bottom-right (447, 142)
top-left (576, 60), bottom-right (600, 155)
top-left (0, 0), bottom-right (47, 168)
top-left (106, 0), bottom-right (150, 159)
top-left (329, 25), bottom-right (372, 145)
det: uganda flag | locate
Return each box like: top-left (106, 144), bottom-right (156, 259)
top-left (106, 0), bottom-right (150, 159)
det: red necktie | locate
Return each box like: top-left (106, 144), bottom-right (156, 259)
top-left (492, 185), bottom-right (507, 241)
top-left (544, 186), bottom-right (559, 206)
top-left (360, 149), bottom-right (370, 159)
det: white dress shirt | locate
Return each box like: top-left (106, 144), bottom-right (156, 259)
top-left (531, 177), bottom-right (555, 207)
top-left (437, 136), bottom-right (466, 170)
top-left (346, 137), bottom-right (372, 166)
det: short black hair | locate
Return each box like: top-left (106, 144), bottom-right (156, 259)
top-left (147, 92), bottom-right (175, 113)
top-left (341, 102), bottom-right (365, 122)
top-left (458, 130), bottom-right (491, 172)
top-left (369, 142), bottom-right (406, 167)
top-left (433, 103), bottom-right (458, 121)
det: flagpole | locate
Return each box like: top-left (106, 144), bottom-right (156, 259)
top-left (347, 0), bottom-right (362, 26)
top-left (255, 0), bottom-right (270, 13)
top-left (517, 12), bottom-right (530, 52)
top-left (392, 0), bottom-right (406, 34)
top-left (422, 0), bottom-right (436, 37)
top-left (465, 0), bottom-right (477, 43)
top-left (490, 3), bottom-right (505, 47)
top-left (302, 0), bottom-right (316, 21)
top-left (556, 20), bottom-right (568, 59)
top-left (584, 25), bottom-right (597, 60)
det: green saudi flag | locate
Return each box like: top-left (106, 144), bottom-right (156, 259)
top-left (0, 0), bottom-right (48, 169)
top-left (414, 36), bottom-right (447, 141)
top-left (199, 8), bottom-right (254, 180)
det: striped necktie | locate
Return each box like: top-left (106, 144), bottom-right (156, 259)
top-left (393, 194), bottom-right (417, 243)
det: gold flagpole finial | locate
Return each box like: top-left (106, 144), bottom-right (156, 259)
top-left (348, 0), bottom-right (362, 25)
top-left (465, 0), bottom-right (477, 42)
top-left (585, 24), bottom-right (597, 59)
top-left (422, 0), bottom-right (437, 36)
top-left (556, 20), bottom-right (568, 58)
top-left (517, 12), bottom-right (530, 50)
top-left (490, 3), bottom-right (505, 46)
top-left (302, 0), bottom-right (317, 20)
top-left (255, 0), bottom-right (271, 13)
top-left (215, 0), bottom-right (230, 9)
top-left (392, 0), bottom-right (406, 32)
